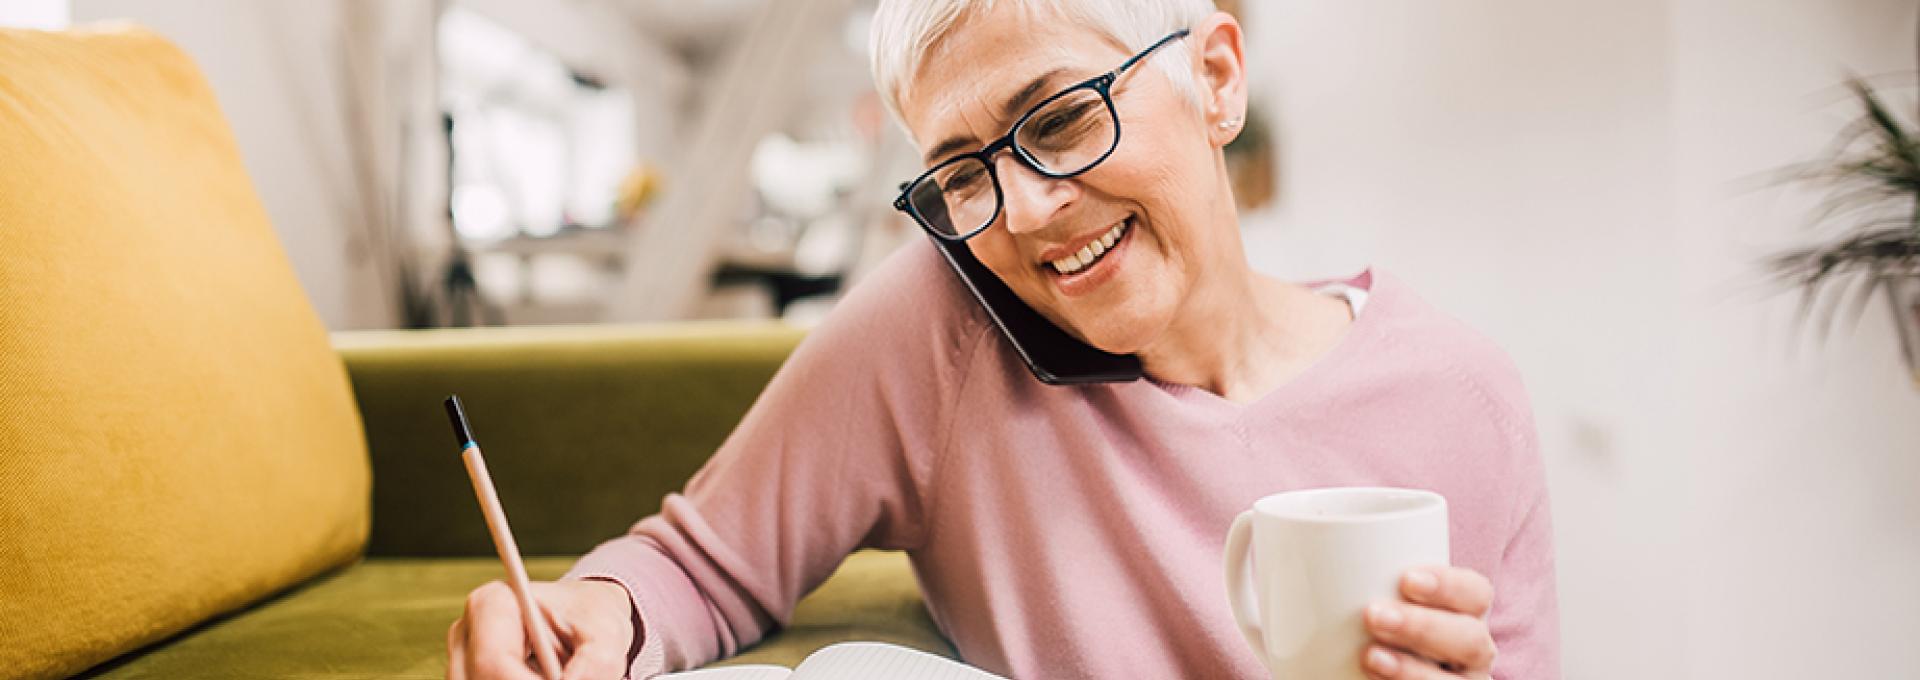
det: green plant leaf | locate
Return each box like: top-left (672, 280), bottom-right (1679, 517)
top-left (1850, 77), bottom-right (1915, 160)
top-left (1763, 76), bottom-right (1920, 343)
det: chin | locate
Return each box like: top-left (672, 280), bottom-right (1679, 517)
top-left (1058, 304), bottom-right (1166, 355)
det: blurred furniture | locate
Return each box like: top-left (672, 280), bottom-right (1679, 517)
top-left (0, 25), bottom-right (948, 679)
top-left (713, 262), bottom-right (845, 317)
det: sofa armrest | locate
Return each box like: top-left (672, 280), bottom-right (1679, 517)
top-left (333, 322), bottom-right (804, 558)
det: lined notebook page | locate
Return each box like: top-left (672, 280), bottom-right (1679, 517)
top-left (791, 643), bottom-right (1006, 680)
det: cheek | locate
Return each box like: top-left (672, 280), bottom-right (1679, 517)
top-left (1108, 138), bottom-right (1220, 273)
top-left (1088, 119), bottom-right (1205, 218)
top-left (965, 229), bottom-right (1026, 284)
top-left (1083, 162), bottom-right (1197, 270)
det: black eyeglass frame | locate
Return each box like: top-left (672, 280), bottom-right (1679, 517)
top-left (892, 28), bottom-right (1192, 242)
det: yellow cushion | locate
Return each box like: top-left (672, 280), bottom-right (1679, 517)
top-left (0, 25), bottom-right (370, 680)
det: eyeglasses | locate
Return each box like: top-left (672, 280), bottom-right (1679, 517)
top-left (892, 28), bottom-right (1191, 241)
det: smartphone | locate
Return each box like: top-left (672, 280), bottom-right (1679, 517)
top-left (928, 235), bottom-right (1144, 385)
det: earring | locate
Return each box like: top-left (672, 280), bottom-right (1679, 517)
top-left (1217, 116), bottom-right (1244, 131)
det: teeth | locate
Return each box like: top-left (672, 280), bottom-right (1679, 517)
top-left (1049, 219), bottom-right (1130, 275)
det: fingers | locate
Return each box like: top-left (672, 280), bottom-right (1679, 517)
top-left (1365, 599), bottom-right (1497, 672)
top-left (448, 618), bottom-right (469, 680)
top-left (541, 591), bottom-right (620, 680)
top-left (1363, 644), bottom-right (1471, 680)
top-left (556, 580), bottom-right (637, 680)
top-left (1400, 566), bottom-right (1494, 619)
top-left (452, 579), bottom-right (634, 680)
top-left (462, 581), bottom-right (545, 680)
top-left (558, 632), bottom-right (626, 680)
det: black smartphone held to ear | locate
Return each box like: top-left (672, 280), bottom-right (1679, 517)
top-left (928, 235), bottom-right (1143, 385)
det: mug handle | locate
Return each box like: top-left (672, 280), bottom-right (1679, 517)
top-left (1223, 510), bottom-right (1270, 669)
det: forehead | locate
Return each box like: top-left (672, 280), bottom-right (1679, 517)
top-left (898, 4), bottom-right (1129, 151)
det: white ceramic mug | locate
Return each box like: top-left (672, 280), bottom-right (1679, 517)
top-left (1223, 487), bottom-right (1449, 680)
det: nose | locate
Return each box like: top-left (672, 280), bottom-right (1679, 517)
top-left (992, 153), bottom-right (1074, 237)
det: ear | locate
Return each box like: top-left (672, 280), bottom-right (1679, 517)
top-left (1192, 12), bottom-right (1249, 147)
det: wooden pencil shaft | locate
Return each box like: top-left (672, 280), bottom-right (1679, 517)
top-left (463, 444), bottom-right (564, 680)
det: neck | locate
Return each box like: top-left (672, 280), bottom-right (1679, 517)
top-left (1135, 254), bottom-right (1351, 404)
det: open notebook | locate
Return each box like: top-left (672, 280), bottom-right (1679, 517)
top-left (658, 642), bottom-right (1006, 680)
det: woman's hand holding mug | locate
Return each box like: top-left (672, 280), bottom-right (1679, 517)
top-left (1361, 565), bottom-right (1498, 679)
top-left (1223, 487), bottom-right (1463, 680)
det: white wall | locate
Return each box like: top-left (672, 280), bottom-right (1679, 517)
top-left (71, 0), bottom-right (389, 329)
top-left (1670, 1), bottom-right (1920, 677)
top-left (1243, 0), bottom-right (1920, 677)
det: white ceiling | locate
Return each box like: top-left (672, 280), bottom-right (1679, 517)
top-left (606, 0), bottom-right (768, 47)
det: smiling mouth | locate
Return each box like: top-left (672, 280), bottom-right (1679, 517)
top-left (1046, 218), bottom-right (1131, 275)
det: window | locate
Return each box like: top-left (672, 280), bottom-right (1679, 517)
top-left (439, 7), bottom-right (636, 242)
top-left (0, 0), bottom-right (68, 30)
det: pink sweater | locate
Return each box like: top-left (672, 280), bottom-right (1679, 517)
top-left (566, 240), bottom-right (1560, 679)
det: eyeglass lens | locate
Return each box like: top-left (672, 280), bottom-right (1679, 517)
top-left (906, 86), bottom-right (1119, 238)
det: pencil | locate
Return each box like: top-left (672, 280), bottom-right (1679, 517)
top-left (445, 395), bottom-right (564, 680)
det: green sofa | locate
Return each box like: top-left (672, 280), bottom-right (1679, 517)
top-left (86, 325), bottom-right (954, 679)
top-left (0, 25), bottom-right (946, 680)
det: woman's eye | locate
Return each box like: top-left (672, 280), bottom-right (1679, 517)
top-left (1029, 101), bottom-right (1098, 145)
top-left (1038, 110), bottom-right (1079, 136)
top-left (944, 167), bottom-right (985, 191)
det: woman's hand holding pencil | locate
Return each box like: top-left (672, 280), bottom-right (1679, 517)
top-left (447, 578), bottom-right (635, 680)
top-left (442, 396), bottom-right (638, 680)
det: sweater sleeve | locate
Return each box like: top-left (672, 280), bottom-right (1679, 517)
top-left (562, 242), bottom-right (986, 678)
top-left (1486, 392), bottom-right (1562, 679)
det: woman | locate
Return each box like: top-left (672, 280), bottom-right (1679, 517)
top-left (447, 1), bottom-right (1559, 678)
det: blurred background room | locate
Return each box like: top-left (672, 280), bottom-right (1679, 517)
top-left (4, 0), bottom-right (1918, 678)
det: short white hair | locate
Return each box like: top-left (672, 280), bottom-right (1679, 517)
top-left (869, 0), bottom-right (1217, 141)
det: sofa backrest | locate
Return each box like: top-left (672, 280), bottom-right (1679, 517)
top-left (335, 323), bottom-right (806, 558)
top-left (0, 25), bottom-right (370, 680)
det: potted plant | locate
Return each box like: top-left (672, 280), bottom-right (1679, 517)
top-left (1768, 74), bottom-right (1920, 386)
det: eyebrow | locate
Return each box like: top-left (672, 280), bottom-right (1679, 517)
top-left (922, 67), bottom-right (1072, 164)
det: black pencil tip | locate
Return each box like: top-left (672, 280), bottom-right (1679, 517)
top-left (444, 395), bottom-right (474, 448)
